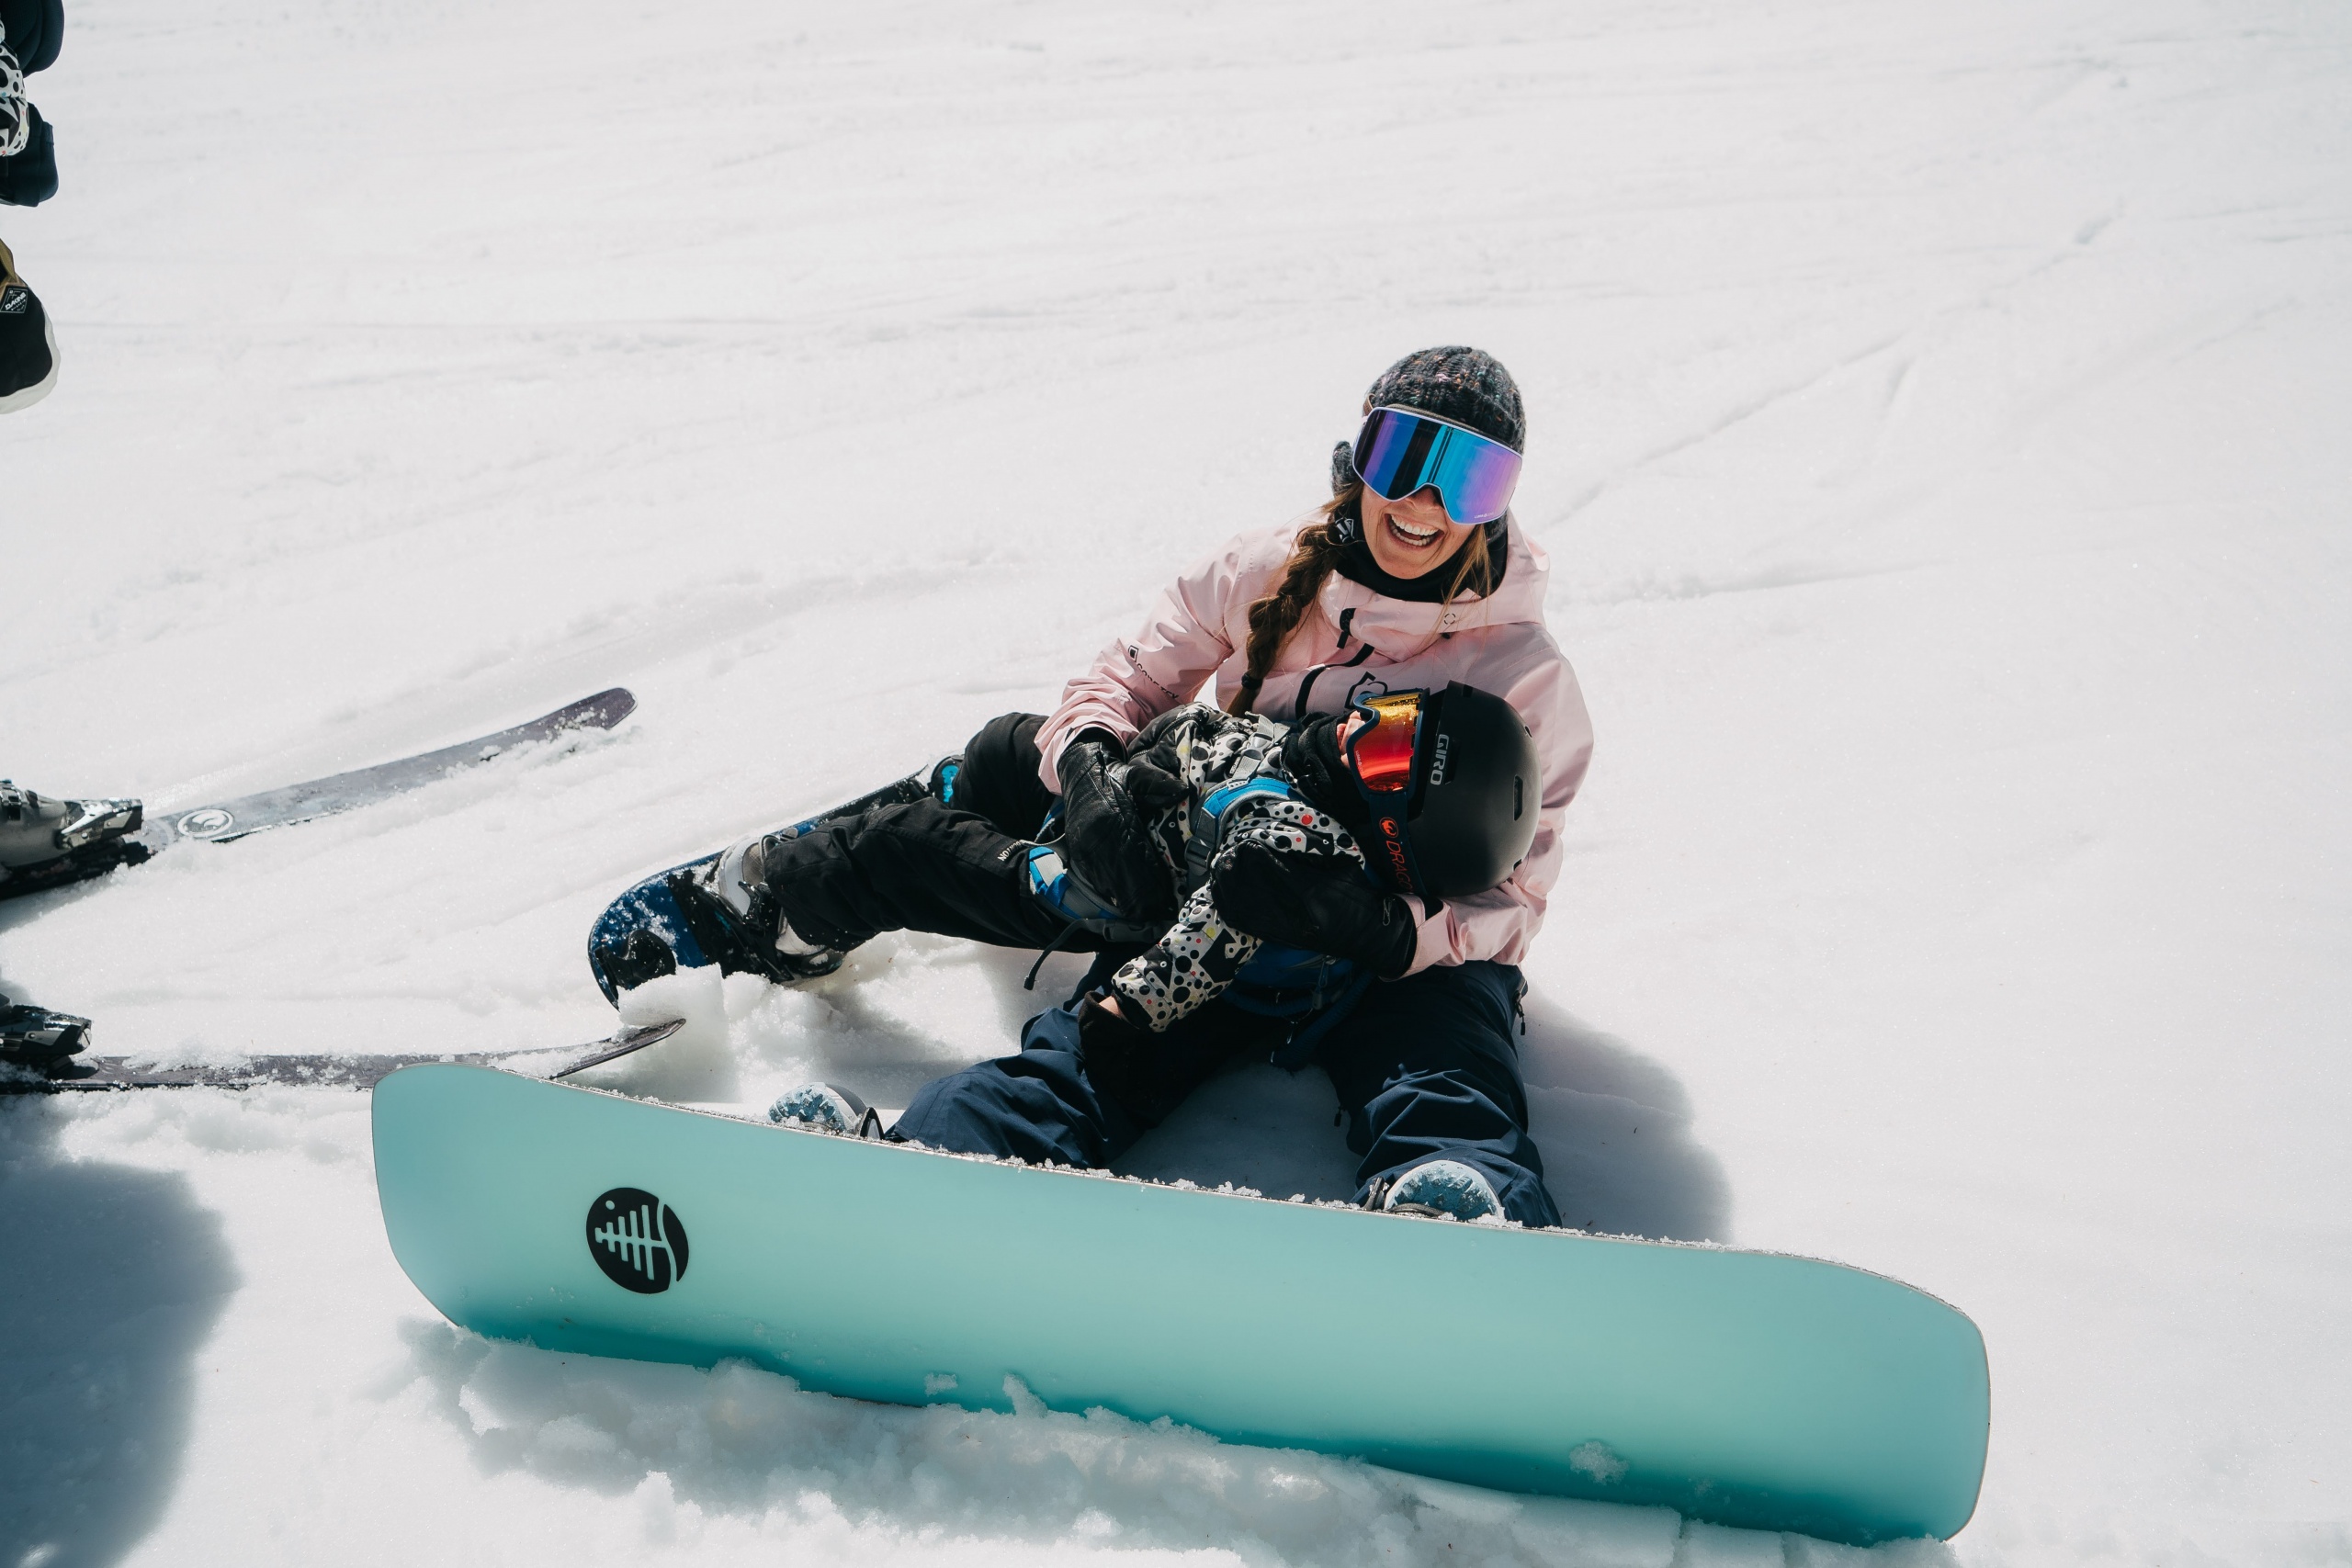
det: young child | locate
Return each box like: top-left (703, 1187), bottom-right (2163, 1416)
top-left (675, 682), bottom-right (1539, 1049)
top-left (704, 683), bottom-right (1539, 1174)
top-left (1068, 682), bottom-right (1538, 1044)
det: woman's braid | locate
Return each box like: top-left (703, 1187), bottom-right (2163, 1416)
top-left (1226, 498), bottom-right (1354, 716)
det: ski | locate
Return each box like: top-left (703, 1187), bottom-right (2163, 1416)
top-left (1, 688), bottom-right (638, 901)
top-left (2, 1019), bottom-right (684, 1096)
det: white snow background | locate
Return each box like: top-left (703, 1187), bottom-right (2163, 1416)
top-left (3, 0), bottom-right (2347, 1563)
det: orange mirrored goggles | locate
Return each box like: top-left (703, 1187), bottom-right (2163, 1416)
top-left (1345, 690), bottom-right (1426, 795)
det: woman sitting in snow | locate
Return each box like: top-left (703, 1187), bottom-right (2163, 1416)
top-left (649, 346), bottom-right (1594, 1227)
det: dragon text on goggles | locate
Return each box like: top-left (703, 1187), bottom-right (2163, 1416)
top-left (1344, 689), bottom-right (1430, 897)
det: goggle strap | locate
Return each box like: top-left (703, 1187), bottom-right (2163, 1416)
top-left (1344, 691), bottom-right (1430, 899)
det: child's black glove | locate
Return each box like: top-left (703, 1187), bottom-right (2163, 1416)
top-left (1210, 842), bottom-right (1419, 978)
top-left (1056, 730), bottom-right (1179, 923)
top-left (1075, 994), bottom-right (1183, 1125)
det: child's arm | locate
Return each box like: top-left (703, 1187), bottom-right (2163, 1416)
top-left (1110, 883), bottom-right (1264, 1032)
top-left (1108, 796), bottom-right (1363, 1032)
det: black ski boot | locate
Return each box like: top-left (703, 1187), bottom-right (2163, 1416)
top-left (0, 992), bottom-right (89, 1072)
top-left (0, 779), bottom-right (148, 897)
top-left (0, 235), bottom-right (56, 412)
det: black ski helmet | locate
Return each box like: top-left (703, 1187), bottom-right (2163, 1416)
top-left (1352, 682), bottom-right (1542, 900)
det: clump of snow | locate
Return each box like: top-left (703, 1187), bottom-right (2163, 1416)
top-left (1571, 1440), bottom-right (1633, 1485)
top-left (382, 1322), bottom-right (1948, 1568)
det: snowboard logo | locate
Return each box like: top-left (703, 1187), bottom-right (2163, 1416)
top-left (175, 807), bottom-right (237, 840)
top-left (586, 1188), bottom-right (690, 1294)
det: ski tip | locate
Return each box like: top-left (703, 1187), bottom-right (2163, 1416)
top-left (548, 1017), bottom-right (687, 1078)
top-left (562, 689), bottom-right (638, 730)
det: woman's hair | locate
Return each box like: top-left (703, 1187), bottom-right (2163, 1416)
top-left (1225, 481), bottom-right (1496, 716)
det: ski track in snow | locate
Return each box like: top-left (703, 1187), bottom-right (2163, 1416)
top-left (4, 1), bottom-right (2350, 1564)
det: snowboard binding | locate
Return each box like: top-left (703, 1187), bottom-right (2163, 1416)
top-left (665, 857), bottom-right (847, 987)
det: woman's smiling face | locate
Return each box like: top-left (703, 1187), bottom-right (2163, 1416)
top-left (1360, 479), bottom-right (1476, 580)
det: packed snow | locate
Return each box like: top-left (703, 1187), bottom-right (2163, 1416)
top-left (4, 0), bottom-right (2349, 1563)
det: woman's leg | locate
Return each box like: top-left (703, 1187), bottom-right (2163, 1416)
top-left (892, 985), bottom-right (1282, 1168)
top-left (1315, 962), bottom-right (1562, 1228)
top-left (761, 713), bottom-right (1090, 953)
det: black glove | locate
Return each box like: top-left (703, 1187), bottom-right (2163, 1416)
top-left (1209, 841), bottom-right (1419, 977)
top-left (1055, 731), bottom-right (1177, 923)
top-left (1278, 713), bottom-right (1373, 838)
top-left (1125, 702), bottom-right (1228, 796)
top-left (1076, 994), bottom-right (1183, 1126)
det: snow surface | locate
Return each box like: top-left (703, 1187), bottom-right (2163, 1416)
top-left (4, 0), bottom-right (2349, 1563)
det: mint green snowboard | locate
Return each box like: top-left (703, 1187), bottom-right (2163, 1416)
top-left (371, 1065), bottom-right (1987, 1545)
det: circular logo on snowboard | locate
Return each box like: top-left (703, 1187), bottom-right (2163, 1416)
top-left (586, 1188), bottom-right (690, 1294)
top-left (176, 807), bottom-right (236, 840)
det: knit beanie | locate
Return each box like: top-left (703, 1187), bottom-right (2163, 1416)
top-left (1366, 345), bottom-right (1525, 451)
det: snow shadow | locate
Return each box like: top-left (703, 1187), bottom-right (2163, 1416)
top-left (0, 1102), bottom-right (239, 1568)
top-left (1515, 995), bottom-right (1735, 1245)
top-left (390, 1322), bottom-right (1950, 1568)
top-left (1115, 989), bottom-right (1735, 1241)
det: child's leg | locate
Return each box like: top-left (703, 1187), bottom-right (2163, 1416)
top-left (761, 712), bottom-right (1080, 953)
top-left (938, 711), bottom-right (1057, 840)
top-left (1315, 963), bottom-right (1562, 1228)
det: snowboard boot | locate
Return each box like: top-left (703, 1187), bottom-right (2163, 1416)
top-left (767, 1081), bottom-right (883, 1138)
top-left (1372, 1158), bottom-right (1503, 1224)
top-left (0, 779), bottom-right (146, 897)
top-left (0, 234), bottom-right (57, 412)
top-left (668, 832), bottom-right (849, 985)
top-left (0, 992), bottom-right (89, 1071)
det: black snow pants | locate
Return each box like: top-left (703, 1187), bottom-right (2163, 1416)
top-left (763, 711), bottom-right (1562, 1229)
top-left (764, 712), bottom-right (1113, 955)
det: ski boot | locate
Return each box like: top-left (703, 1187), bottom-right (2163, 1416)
top-left (667, 832), bottom-right (849, 985)
top-left (0, 992), bottom-right (89, 1072)
top-left (0, 779), bottom-right (147, 898)
top-left (0, 235), bottom-right (57, 412)
top-left (767, 1081), bottom-right (883, 1138)
top-left (1371, 1158), bottom-right (1503, 1224)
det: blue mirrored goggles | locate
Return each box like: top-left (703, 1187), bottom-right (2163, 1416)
top-left (1351, 405), bottom-right (1523, 526)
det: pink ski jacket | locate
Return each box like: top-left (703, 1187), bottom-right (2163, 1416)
top-left (1038, 521), bottom-right (1594, 976)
